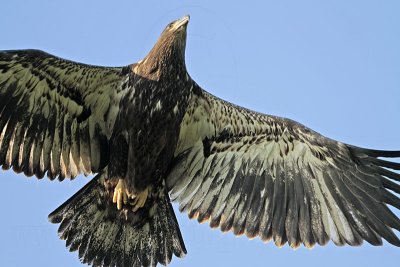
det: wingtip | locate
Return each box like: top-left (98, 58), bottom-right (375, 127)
top-left (349, 145), bottom-right (400, 158)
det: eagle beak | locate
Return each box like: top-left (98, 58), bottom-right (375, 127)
top-left (173, 15), bottom-right (190, 30)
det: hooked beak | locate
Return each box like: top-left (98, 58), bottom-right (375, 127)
top-left (172, 15), bottom-right (190, 30)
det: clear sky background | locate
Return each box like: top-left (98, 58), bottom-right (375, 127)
top-left (1, 1), bottom-right (399, 267)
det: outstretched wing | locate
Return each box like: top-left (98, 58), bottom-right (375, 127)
top-left (0, 49), bottom-right (129, 180)
top-left (167, 85), bottom-right (400, 248)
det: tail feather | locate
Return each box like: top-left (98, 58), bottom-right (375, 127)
top-left (49, 171), bottom-right (186, 267)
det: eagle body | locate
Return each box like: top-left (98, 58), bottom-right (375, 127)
top-left (1, 15), bottom-right (400, 267)
top-left (108, 64), bottom-right (191, 196)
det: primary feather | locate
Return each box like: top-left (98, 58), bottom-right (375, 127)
top-left (0, 49), bottom-right (127, 179)
top-left (0, 15), bottom-right (399, 267)
top-left (167, 88), bottom-right (400, 248)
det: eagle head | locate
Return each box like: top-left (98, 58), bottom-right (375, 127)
top-left (135, 15), bottom-right (190, 79)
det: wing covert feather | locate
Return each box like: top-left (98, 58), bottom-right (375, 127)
top-left (0, 49), bottom-right (129, 179)
top-left (168, 86), bottom-right (400, 248)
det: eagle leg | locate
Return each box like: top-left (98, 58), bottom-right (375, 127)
top-left (131, 187), bottom-right (149, 212)
top-left (112, 179), bottom-right (131, 210)
top-left (112, 179), bottom-right (149, 211)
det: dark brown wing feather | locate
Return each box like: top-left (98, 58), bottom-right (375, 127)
top-left (0, 49), bottom-right (129, 180)
top-left (167, 86), bottom-right (400, 248)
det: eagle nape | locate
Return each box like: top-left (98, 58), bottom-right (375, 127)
top-left (1, 14), bottom-right (400, 267)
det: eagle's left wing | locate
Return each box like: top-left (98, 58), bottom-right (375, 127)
top-left (0, 50), bottom-right (129, 180)
top-left (167, 85), bottom-right (400, 248)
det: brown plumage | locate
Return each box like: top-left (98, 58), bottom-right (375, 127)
top-left (0, 15), bottom-right (399, 267)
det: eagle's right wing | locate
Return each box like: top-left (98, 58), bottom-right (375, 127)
top-left (168, 86), bottom-right (400, 248)
top-left (0, 49), bottom-right (130, 180)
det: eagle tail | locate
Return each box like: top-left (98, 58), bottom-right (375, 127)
top-left (48, 171), bottom-right (186, 267)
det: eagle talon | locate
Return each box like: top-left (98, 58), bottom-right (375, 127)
top-left (112, 179), bottom-right (149, 211)
top-left (131, 187), bottom-right (149, 212)
top-left (112, 179), bottom-right (130, 210)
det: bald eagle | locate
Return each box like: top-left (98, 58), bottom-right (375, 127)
top-left (0, 15), bottom-right (399, 267)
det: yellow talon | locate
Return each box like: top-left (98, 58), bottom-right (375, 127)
top-left (132, 187), bottom-right (149, 212)
top-left (113, 179), bottom-right (130, 210)
top-left (112, 179), bottom-right (149, 212)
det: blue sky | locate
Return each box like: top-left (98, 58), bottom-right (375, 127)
top-left (1, 1), bottom-right (399, 267)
